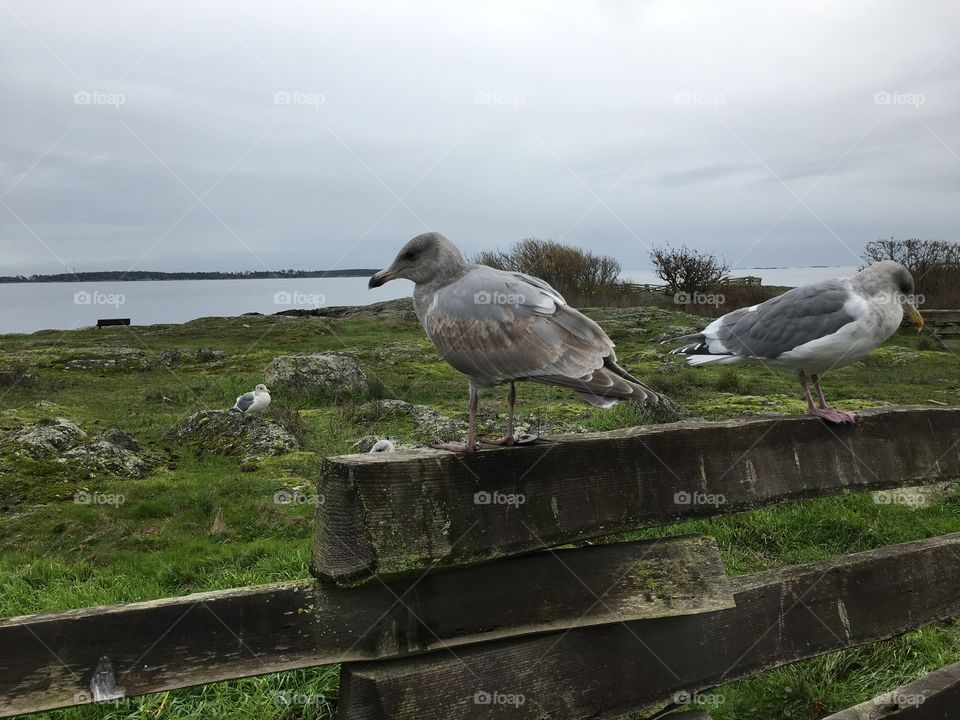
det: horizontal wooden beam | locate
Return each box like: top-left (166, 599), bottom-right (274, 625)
top-left (312, 407), bottom-right (960, 584)
top-left (336, 533), bottom-right (960, 720)
top-left (823, 660), bottom-right (960, 719)
top-left (0, 536), bottom-right (729, 717)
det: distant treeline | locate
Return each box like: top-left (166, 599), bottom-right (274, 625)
top-left (0, 269), bottom-right (379, 283)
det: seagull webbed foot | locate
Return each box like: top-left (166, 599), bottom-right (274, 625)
top-left (809, 407), bottom-right (858, 424)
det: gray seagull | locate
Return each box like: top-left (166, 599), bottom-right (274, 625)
top-left (669, 261), bottom-right (924, 423)
top-left (231, 383), bottom-right (271, 415)
top-left (369, 232), bottom-right (658, 452)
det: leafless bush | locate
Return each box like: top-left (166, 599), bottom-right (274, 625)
top-left (473, 238), bottom-right (622, 303)
top-left (649, 245), bottom-right (730, 295)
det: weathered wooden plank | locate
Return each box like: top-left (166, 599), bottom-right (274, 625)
top-left (823, 660), bottom-right (960, 719)
top-left (336, 533), bottom-right (960, 720)
top-left (0, 536), bottom-right (730, 717)
top-left (312, 407), bottom-right (960, 584)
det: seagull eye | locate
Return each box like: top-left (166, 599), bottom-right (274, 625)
top-left (402, 250), bottom-right (416, 260)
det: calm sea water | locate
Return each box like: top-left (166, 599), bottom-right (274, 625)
top-left (0, 266), bottom-right (857, 335)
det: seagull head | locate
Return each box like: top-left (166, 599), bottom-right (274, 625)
top-left (369, 232), bottom-right (468, 288)
top-left (861, 261), bottom-right (924, 330)
top-left (255, 384), bottom-right (269, 393)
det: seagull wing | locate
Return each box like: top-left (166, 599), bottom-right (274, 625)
top-left (233, 391), bottom-right (255, 412)
top-left (673, 279), bottom-right (858, 360)
top-left (421, 266), bottom-right (657, 405)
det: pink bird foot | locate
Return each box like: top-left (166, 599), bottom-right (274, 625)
top-left (809, 407), bottom-right (857, 424)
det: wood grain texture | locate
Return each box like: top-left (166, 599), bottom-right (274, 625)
top-left (0, 536), bottom-right (729, 717)
top-left (312, 407), bottom-right (960, 584)
top-left (823, 661), bottom-right (960, 719)
top-left (337, 533), bottom-right (960, 720)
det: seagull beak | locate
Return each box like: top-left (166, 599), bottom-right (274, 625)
top-left (906, 303), bottom-right (924, 331)
top-left (368, 268), bottom-right (396, 289)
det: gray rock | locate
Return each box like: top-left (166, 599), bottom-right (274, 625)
top-left (63, 347), bottom-right (151, 372)
top-left (100, 428), bottom-right (140, 452)
top-left (158, 349), bottom-right (183, 366)
top-left (265, 353), bottom-right (369, 396)
top-left (358, 399), bottom-right (466, 443)
top-left (197, 348), bottom-right (228, 363)
top-left (891, 351), bottom-right (920, 365)
top-left (475, 407), bottom-right (591, 437)
top-left (177, 410), bottom-right (299, 462)
top-left (287, 297), bottom-right (415, 320)
top-left (8, 417), bottom-right (87, 458)
top-left (4, 419), bottom-right (150, 478)
top-left (63, 440), bottom-right (150, 478)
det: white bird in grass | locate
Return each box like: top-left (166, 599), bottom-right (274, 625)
top-left (231, 384), bottom-right (271, 415)
top-left (669, 261), bottom-right (924, 424)
top-left (368, 232), bottom-right (659, 452)
top-left (369, 439), bottom-right (396, 453)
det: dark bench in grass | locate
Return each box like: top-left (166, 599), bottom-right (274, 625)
top-left (96, 318), bottom-right (130, 328)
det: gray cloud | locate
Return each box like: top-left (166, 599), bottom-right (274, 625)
top-left (1, 0), bottom-right (958, 276)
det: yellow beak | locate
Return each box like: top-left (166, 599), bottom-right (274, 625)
top-left (906, 303), bottom-right (924, 331)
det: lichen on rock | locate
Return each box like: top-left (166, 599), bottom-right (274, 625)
top-left (7, 417), bottom-right (87, 459)
top-left (4, 418), bottom-right (150, 478)
top-left (177, 410), bottom-right (299, 462)
top-left (264, 353), bottom-right (369, 397)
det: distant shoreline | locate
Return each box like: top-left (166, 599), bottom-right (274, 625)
top-left (0, 270), bottom-right (379, 284)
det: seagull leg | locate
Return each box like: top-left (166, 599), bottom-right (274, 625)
top-left (812, 374), bottom-right (857, 423)
top-left (479, 381), bottom-right (539, 446)
top-left (799, 371), bottom-right (854, 424)
top-left (431, 384), bottom-right (480, 453)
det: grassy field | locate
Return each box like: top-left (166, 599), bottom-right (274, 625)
top-left (1, 300), bottom-right (958, 719)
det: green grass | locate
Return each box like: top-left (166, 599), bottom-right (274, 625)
top-left (1, 305), bottom-right (958, 719)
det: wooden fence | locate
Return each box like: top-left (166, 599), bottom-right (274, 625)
top-left (2, 406), bottom-right (960, 718)
top-left (626, 275), bottom-right (762, 294)
top-left (907, 309), bottom-right (960, 337)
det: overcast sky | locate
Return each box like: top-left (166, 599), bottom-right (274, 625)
top-left (1, 1), bottom-right (958, 276)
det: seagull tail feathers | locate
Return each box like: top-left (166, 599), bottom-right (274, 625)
top-left (667, 333), bottom-right (743, 366)
top-left (531, 357), bottom-right (660, 407)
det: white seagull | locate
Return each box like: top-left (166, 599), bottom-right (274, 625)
top-left (232, 384), bottom-right (271, 415)
top-left (369, 232), bottom-right (658, 452)
top-left (669, 261), bottom-right (924, 423)
top-left (369, 439), bottom-right (396, 453)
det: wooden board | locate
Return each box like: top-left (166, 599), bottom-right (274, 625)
top-left (336, 533), bottom-right (960, 720)
top-left (312, 407), bottom-right (960, 584)
top-left (0, 536), bottom-right (730, 717)
top-left (823, 660), bottom-right (960, 719)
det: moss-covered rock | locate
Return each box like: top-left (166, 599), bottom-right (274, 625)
top-left (264, 353), bottom-right (368, 396)
top-left (357, 399), bottom-right (466, 444)
top-left (7, 417), bottom-right (87, 458)
top-left (63, 347), bottom-right (151, 372)
top-left (3, 418), bottom-right (150, 478)
top-left (63, 440), bottom-right (150, 478)
top-left (176, 410), bottom-right (299, 462)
